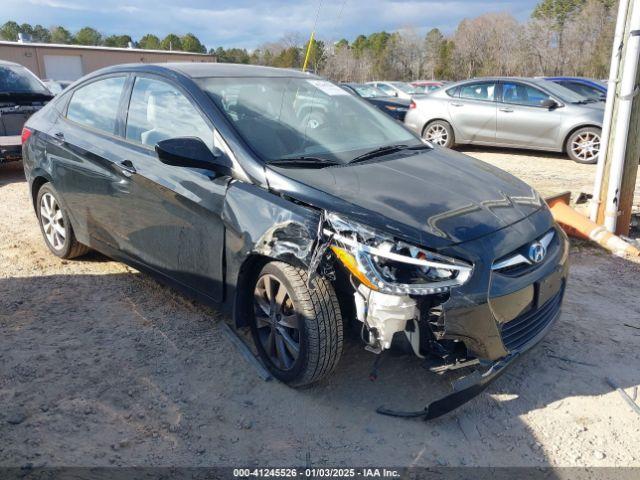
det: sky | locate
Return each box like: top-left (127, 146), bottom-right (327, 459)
top-left (2, 0), bottom-right (539, 50)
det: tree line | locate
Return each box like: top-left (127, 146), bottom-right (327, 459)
top-left (216, 0), bottom-right (617, 82)
top-left (0, 0), bottom-right (617, 80)
top-left (0, 21), bottom-right (208, 53)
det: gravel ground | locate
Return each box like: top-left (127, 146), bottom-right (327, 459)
top-left (1, 150), bottom-right (639, 468)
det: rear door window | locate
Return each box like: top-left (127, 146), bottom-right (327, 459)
top-left (66, 76), bottom-right (126, 134)
top-left (459, 82), bottom-right (496, 101)
top-left (125, 76), bottom-right (213, 149)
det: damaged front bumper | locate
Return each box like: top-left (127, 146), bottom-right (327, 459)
top-left (377, 277), bottom-right (564, 420)
top-left (377, 352), bottom-right (519, 420)
top-left (320, 206), bottom-right (569, 419)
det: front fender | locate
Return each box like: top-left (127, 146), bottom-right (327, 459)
top-left (222, 181), bottom-right (322, 324)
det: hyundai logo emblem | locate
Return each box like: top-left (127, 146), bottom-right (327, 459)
top-left (528, 241), bottom-right (547, 264)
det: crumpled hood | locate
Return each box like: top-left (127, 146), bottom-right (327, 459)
top-left (266, 147), bottom-right (545, 247)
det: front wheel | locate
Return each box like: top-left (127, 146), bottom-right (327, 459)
top-left (566, 127), bottom-right (601, 164)
top-left (422, 120), bottom-right (454, 148)
top-left (249, 261), bottom-right (343, 387)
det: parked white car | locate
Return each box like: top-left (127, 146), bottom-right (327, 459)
top-left (366, 81), bottom-right (418, 100)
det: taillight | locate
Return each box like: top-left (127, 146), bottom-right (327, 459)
top-left (21, 127), bottom-right (32, 144)
top-left (409, 101), bottom-right (416, 109)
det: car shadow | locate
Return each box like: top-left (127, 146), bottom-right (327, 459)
top-left (0, 161), bottom-right (26, 187)
top-left (1, 247), bottom-right (638, 468)
top-left (458, 145), bottom-right (571, 162)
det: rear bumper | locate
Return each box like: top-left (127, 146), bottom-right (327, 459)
top-left (0, 135), bottom-right (22, 162)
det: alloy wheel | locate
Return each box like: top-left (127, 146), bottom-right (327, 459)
top-left (40, 192), bottom-right (66, 250)
top-left (571, 132), bottom-right (600, 163)
top-left (253, 274), bottom-right (301, 371)
top-left (424, 124), bottom-right (449, 146)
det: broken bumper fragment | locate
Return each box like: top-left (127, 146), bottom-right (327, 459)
top-left (377, 352), bottom-right (519, 420)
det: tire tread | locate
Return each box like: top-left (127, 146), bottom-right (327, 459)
top-left (255, 261), bottom-right (343, 387)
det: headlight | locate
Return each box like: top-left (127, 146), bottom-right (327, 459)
top-left (325, 213), bottom-right (473, 295)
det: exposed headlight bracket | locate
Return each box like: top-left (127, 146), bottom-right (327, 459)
top-left (322, 212), bottom-right (473, 296)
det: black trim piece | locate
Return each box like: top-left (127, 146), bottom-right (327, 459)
top-left (501, 286), bottom-right (563, 352)
top-left (376, 353), bottom-right (519, 420)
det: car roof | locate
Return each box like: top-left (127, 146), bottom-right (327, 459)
top-left (92, 62), bottom-right (319, 79)
top-left (543, 76), bottom-right (606, 87)
top-left (0, 59), bottom-right (22, 67)
top-left (448, 77), bottom-right (558, 88)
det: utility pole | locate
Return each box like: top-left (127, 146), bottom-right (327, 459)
top-left (592, 0), bottom-right (640, 236)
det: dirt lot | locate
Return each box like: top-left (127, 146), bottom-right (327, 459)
top-left (1, 149), bottom-right (639, 468)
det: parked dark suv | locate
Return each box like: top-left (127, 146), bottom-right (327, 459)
top-left (1, 60), bottom-right (53, 162)
top-left (22, 64), bottom-right (569, 419)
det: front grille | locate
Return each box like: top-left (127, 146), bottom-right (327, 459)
top-left (501, 286), bottom-right (564, 352)
top-left (492, 229), bottom-right (557, 277)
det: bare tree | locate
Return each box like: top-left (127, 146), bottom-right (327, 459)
top-left (387, 27), bottom-right (424, 80)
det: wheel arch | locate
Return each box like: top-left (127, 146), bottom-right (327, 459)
top-left (30, 174), bottom-right (52, 211)
top-left (562, 123), bottom-right (602, 153)
top-left (422, 118), bottom-right (456, 145)
top-left (420, 117), bottom-right (456, 141)
top-left (233, 253), bottom-right (273, 328)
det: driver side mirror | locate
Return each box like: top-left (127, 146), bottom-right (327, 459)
top-left (541, 98), bottom-right (559, 109)
top-left (155, 137), bottom-right (232, 176)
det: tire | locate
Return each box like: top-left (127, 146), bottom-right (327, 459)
top-left (249, 261), bottom-right (343, 387)
top-left (36, 183), bottom-right (90, 259)
top-left (566, 127), bottom-right (601, 164)
top-left (422, 120), bottom-right (454, 148)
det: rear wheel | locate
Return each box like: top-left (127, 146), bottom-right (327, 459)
top-left (36, 183), bottom-right (89, 259)
top-left (422, 120), bottom-right (454, 148)
top-left (249, 261), bottom-right (343, 387)
top-left (566, 127), bottom-right (601, 164)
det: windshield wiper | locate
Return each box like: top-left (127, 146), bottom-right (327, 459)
top-left (349, 143), bottom-right (431, 164)
top-left (349, 144), bottom-right (409, 164)
top-left (267, 156), bottom-right (342, 168)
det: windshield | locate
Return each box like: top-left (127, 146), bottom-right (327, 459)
top-left (45, 81), bottom-right (63, 95)
top-left (351, 84), bottom-right (389, 98)
top-left (561, 82), bottom-right (604, 101)
top-left (538, 80), bottom-right (589, 104)
top-left (389, 82), bottom-right (417, 94)
top-left (0, 65), bottom-right (50, 95)
top-left (198, 77), bottom-right (422, 164)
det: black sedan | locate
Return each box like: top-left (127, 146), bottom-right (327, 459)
top-left (22, 64), bottom-right (568, 419)
top-left (1, 60), bottom-right (53, 162)
top-left (341, 83), bottom-right (411, 121)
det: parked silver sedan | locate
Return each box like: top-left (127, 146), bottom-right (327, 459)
top-left (404, 77), bottom-right (604, 163)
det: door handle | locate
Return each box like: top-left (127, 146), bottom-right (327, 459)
top-left (499, 108), bottom-right (514, 113)
top-left (118, 160), bottom-right (137, 176)
top-left (451, 102), bottom-right (464, 107)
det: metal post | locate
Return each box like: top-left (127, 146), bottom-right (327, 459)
top-left (590, 0), bottom-right (631, 221)
top-left (596, 0), bottom-right (640, 235)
